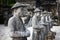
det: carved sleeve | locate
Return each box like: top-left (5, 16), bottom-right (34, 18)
top-left (13, 28), bottom-right (30, 37)
top-left (8, 17), bottom-right (15, 36)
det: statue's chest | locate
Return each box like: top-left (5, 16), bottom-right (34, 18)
top-left (21, 17), bottom-right (27, 24)
top-left (14, 18), bottom-right (24, 31)
top-left (37, 17), bottom-right (41, 22)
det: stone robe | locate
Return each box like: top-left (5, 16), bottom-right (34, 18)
top-left (26, 14), bottom-right (44, 40)
top-left (8, 16), bottom-right (30, 40)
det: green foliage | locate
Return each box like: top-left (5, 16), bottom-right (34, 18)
top-left (0, 0), bottom-right (15, 6)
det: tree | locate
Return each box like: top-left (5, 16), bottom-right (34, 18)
top-left (0, 0), bottom-right (15, 6)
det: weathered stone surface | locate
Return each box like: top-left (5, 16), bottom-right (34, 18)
top-left (0, 25), bottom-right (12, 40)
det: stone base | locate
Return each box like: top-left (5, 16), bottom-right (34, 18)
top-left (12, 37), bottom-right (27, 40)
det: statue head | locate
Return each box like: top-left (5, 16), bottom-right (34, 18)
top-left (34, 8), bottom-right (42, 17)
top-left (11, 2), bottom-right (28, 17)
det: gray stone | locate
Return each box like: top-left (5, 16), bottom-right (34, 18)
top-left (11, 2), bottom-right (28, 9)
top-left (8, 3), bottom-right (30, 40)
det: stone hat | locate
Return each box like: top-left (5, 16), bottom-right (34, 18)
top-left (42, 11), bottom-right (52, 14)
top-left (34, 8), bottom-right (42, 12)
top-left (42, 11), bottom-right (48, 14)
top-left (11, 2), bottom-right (29, 9)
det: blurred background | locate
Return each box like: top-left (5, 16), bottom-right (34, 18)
top-left (0, 0), bottom-right (59, 26)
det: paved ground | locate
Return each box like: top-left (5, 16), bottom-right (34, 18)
top-left (51, 26), bottom-right (60, 40)
top-left (0, 24), bottom-right (12, 40)
top-left (0, 24), bottom-right (60, 40)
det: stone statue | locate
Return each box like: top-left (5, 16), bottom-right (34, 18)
top-left (40, 11), bottom-right (53, 40)
top-left (26, 7), bottom-right (53, 40)
top-left (26, 8), bottom-right (43, 40)
top-left (8, 2), bottom-right (30, 40)
top-left (32, 8), bottom-right (42, 40)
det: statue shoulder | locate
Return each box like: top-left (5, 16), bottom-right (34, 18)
top-left (8, 16), bottom-right (15, 23)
